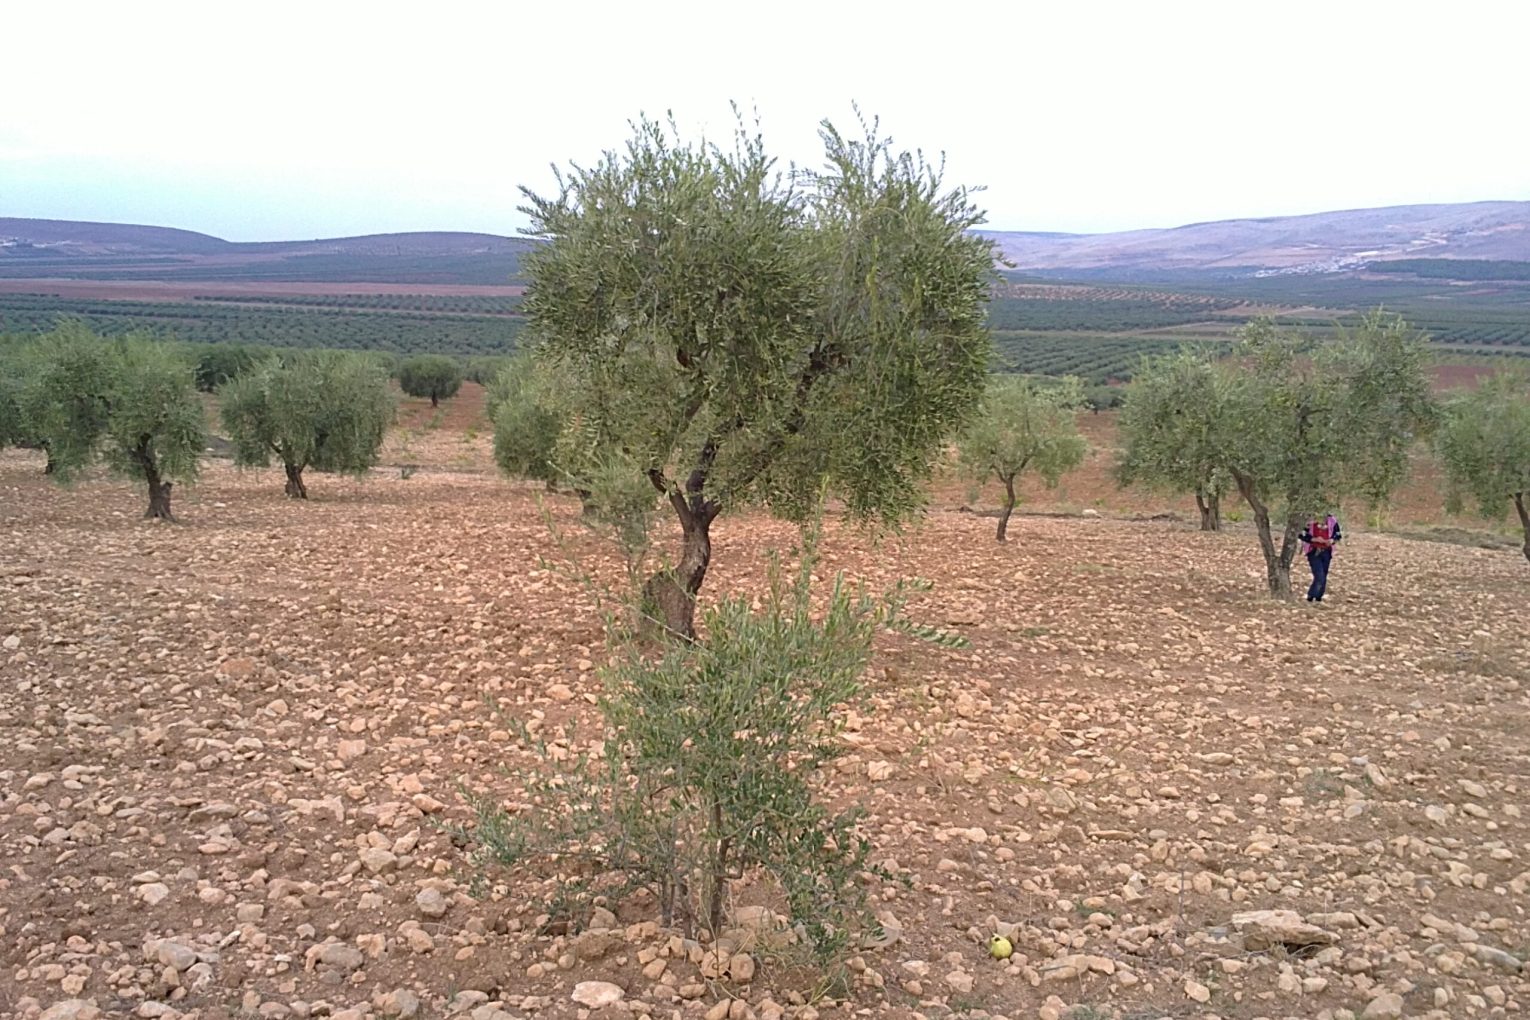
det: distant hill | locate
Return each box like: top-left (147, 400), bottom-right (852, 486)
top-left (985, 201), bottom-right (1530, 277)
top-left (3, 202), bottom-right (1528, 284)
top-left (0, 219), bottom-right (533, 258)
top-left (0, 219), bottom-right (537, 286)
top-left (0, 217), bottom-right (234, 256)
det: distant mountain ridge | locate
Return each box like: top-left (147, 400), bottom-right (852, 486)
top-left (3, 201), bottom-right (1527, 279)
top-left (985, 201), bottom-right (1530, 276)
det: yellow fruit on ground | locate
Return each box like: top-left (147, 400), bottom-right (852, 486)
top-left (988, 935), bottom-right (1013, 960)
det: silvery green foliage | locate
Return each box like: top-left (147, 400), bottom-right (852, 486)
top-left (1116, 351), bottom-right (1230, 513)
top-left (220, 350), bottom-right (394, 497)
top-left (27, 323), bottom-right (206, 497)
top-left (1118, 312), bottom-right (1436, 595)
top-left (514, 110), bottom-right (996, 632)
top-left (396, 354), bottom-right (463, 405)
top-left (959, 377), bottom-right (1088, 484)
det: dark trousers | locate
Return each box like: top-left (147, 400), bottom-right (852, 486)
top-left (1306, 549), bottom-right (1332, 601)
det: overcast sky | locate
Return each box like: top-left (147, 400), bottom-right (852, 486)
top-left (5, 1), bottom-right (1526, 241)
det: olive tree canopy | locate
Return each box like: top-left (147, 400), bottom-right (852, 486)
top-left (29, 323), bottom-right (206, 520)
top-left (220, 350), bottom-right (395, 499)
top-left (518, 112), bottom-right (996, 638)
top-left (1437, 369), bottom-right (1530, 563)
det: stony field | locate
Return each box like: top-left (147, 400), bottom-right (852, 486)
top-left (2, 401), bottom-right (1527, 1020)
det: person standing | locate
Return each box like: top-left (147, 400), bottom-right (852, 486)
top-left (1300, 513), bottom-right (1342, 602)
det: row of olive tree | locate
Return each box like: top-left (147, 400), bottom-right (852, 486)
top-left (2, 324), bottom-right (397, 512)
top-left (1117, 313), bottom-right (1529, 591)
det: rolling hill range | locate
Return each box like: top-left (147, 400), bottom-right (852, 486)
top-left (3, 201), bottom-right (1528, 284)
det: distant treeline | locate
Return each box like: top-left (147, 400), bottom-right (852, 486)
top-left (1366, 259), bottom-right (1530, 282)
top-left (0, 252), bottom-right (527, 286)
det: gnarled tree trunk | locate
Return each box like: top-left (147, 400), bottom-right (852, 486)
top-left (996, 473), bottom-right (1017, 542)
top-left (283, 462), bottom-right (308, 499)
top-left (430, 393), bottom-right (440, 408)
top-left (1195, 488), bottom-right (1221, 532)
top-left (1515, 492), bottom-right (1529, 564)
top-left (643, 503), bottom-right (715, 642)
top-left (643, 445), bottom-right (722, 642)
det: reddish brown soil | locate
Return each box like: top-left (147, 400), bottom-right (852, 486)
top-left (2, 389), bottom-right (1526, 1020)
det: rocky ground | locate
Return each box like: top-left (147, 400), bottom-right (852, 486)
top-left (2, 409), bottom-right (1527, 1020)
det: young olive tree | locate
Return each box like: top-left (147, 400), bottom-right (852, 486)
top-left (220, 350), bottom-right (395, 499)
top-left (31, 324), bottom-right (206, 520)
top-left (519, 113), bottom-right (996, 639)
top-left (462, 532), bottom-right (955, 959)
top-left (397, 354), bottom-right (463, 407)
top-left (1117, 351), bottom-right (1230, 531)
top-left (957, 375), bottom-right (1088, 541)
top-left (1437, 370), bottom-right (1530, 563)
top-left (1218, 314), bottom-right (1434, 597)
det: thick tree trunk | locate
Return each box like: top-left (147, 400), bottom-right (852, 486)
top-left (132, 437), bottom-right (177, 521)
top-left (996, 474), bottom-right (1017, 542)
top-left (1515, 492), bottom-right (1529, 564)
top-left (1195, 489), bottom-right (1221, 531)
top-left (430, 393), bottom-right (439, 408)
top-left (283, 462), bottom-right (308, 499)
top-left (146, 479), bottom-right (174, 520)
top-left (143, 459), bottom-right (175, 521)
top-left (643, 509), bottom-right (714, 642)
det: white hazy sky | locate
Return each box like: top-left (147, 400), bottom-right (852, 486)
top-left (4, 1), bottom-right (1527, 241)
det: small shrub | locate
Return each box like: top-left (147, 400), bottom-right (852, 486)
top-left (459, 530), bottom-right (956, 963)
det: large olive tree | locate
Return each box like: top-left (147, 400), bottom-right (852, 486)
top-left (1216, 313), bottom-right (1433, 597)
top-left (518, 114), bottom-right (995, 639)
top-left (1437, 370), bottom-right (1530, 563)
top-left (30, 324), bottom-right (206, 520)
top-left (957, 375), bottom-right (1088, 542)
top-left (220, 350), bottom-right (395, 499)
